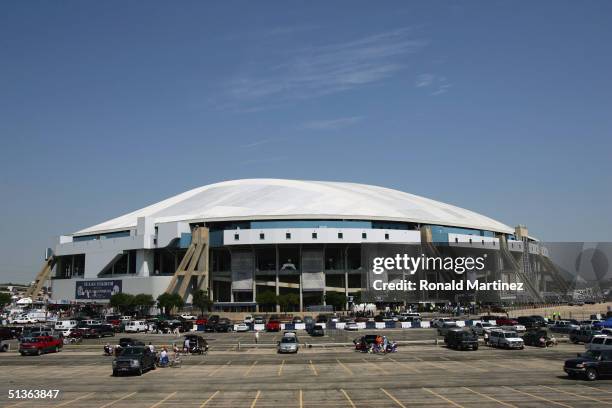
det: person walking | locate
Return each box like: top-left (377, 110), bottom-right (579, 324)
top-left (255, 330), bottom-right (260, 344)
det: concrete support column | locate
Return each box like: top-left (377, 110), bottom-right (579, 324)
top-left (136, 249), bottom-right (154, 277)
top-left (345, 270), bottom-right (349, 310)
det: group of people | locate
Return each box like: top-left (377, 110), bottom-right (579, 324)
top-left (367, 335), bottom-right (398, 353)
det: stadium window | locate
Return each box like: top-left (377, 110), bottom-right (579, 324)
top-left (338, 232), bottom-right (343, 239)
top-left (362, 232), bottom-right (367, 239)
top-left (234, 233), bottom-right (240, 241)
top-left (286, 232), bottom-right (291, 240)
top-left (259, 233), bottom-right (265, 240)
top-left (312, 232), bottom-right (317, 239)
top-left (384, 233), bottom-right (389, 240)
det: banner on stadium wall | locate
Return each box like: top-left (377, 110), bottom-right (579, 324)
top-left (75, 280), bottom-right (122, 300)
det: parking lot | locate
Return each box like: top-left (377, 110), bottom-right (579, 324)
top-left (2, 329), bottom-right (612, 408)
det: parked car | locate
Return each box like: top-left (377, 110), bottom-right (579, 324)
top-left (488, 330), bottom-right (524, 349)
top-left (586, 335), bottom-right (612, 351)
top-left (112, 346), bottom-right (156, 376)
top-left (479, 315), bottom-right (501, 322)
top-left (214, 318), bottom-right (233, 332)
top-left (432, 318), bottom-right (456, 328)
top-left (10, 315), bottom-right (37, 324)
top-left (1, 339), bottom-right (9, 352)
top-left (496, 317), bottom-right (518, 326)
top-left (277, 332), bottom-right (299, 354)
top-left (550, 320), bottom-right (580, 334)
top-left (570, 328), bottom-right (602, 344)
top-left (292, 316), bottom-right (304, 324)
top-left (180, 313), bottom-right (197, 320)
top-left (500, 324), bottom-right (526, 333)
top-left (82, 324), bottom-right (115, 338)
top-left (196, 315), bottom-right (208, 326)
top-left (265, 319), bottom-right (281, 332)
top-left (19, 335), bottom-right (63, 356)
top-left (437, 321), bottom-right (458, 336)
top-left (523, 329), bottom-right (556, 347)
top-left (444, 329), bottom-right (479, 350)
top-left (517, 316), bottom-right (542, 329)
top-left (344, 321), bottom-right (359, 331)
top-left (124, 321), bottom-right (148, 333)
top-left (243, 315), bottom-right (254, 324)
top-left (235, 323), bottom-right (249, 332)
top-left (253, 315), bottom-right (265, 325)
top-left (114, 338), bottom-right (146, 356)
top-left (310, 324), bottom-right (324, 336)
top-left (316, 315), bottom-right (329, 324)
top-left (593, 318), bottom-right (612, 329)
top-left (0, 327), bottom-right (21, 340)
top-left (564, 350), bottom-right (612, 380)
top-left (529, 315), bottom-right (548, 326)
top-left (55, 320), bottom-right (78, 331)
top-left (472, 322), bottom-right (495, 335)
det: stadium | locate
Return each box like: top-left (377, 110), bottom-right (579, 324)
top-left (32, 179), bottom-right (569, 311)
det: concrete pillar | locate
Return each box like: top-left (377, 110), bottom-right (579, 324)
top-left (136, 249), bottom-right (154, 277)
top-left (345, 270), bottom-right (349, 310)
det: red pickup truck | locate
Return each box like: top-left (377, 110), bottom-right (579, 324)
top-left (265, 319), bottom-right (281, 332)
top-left (19, 335), bottom-right (63, 356)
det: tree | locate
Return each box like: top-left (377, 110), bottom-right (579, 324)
top-left (157, 293), bottom-right (184, 315)
top-left (351, 291), bottom-right (362, 305)
top-left (277, 293), bottom-right (300, 312)
top-left (325, 291), bottom-right (347, 311)
top-left (132, 294), bottom-right (154, 316)
top-left (109, 293), bottom-right (134, 314)
top-left (0, 292), bottom-right (12, 310)
top-left (255, 291), bottom-right (278, 312)
top-left (192, 289), bottom-right (213, 316)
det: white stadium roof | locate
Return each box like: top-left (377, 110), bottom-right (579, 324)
top-left (75, 179), bottom-right (514, 235)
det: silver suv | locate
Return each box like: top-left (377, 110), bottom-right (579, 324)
top-left (489, 330), bottom-right (524, 349)
top-left (277, 332), bottom-right (299, 354)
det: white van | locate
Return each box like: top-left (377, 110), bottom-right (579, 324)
top-left (55, 320), bottom-right (78, 330)
top-left (124, 320), bottom-right (148, 333)
top-left (27, 310), bottom-right (47, 322)
top-left (586, 335), bottom-right (612, 351)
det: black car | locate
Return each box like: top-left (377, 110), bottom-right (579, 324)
top-left (522, 329), bottom-right (555, 347)
top-left (529, 315), bottom-right (547, 326)
top-left (83, 324), bottom-right (115, 338)
top-left (112, 346), bottom-right (156, 376)
top-left (310, 324), bottom-right (324, 336)
top-left (517, 316), bottom-right (542, 329)
top-left (564, 350), bottom-right (612, 380)
top-left (214, 318), bottom-right (233, 332)
top-left (444, 329), bottom-right (479, 350)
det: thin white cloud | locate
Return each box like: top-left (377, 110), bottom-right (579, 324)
top-left (415, 73), bottom-right (434, 88)
top-left (301, 116), bottom-right (364, 131)
top-left (224, 28), bottom-right (428, 107)
top-left (240, 137), bottom-right (289, 148)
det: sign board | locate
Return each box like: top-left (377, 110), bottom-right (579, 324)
top-left (75, 280), bottom-right (122, 300)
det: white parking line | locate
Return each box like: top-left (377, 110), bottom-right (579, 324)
top-left (380, 388), bottom-right (406, 408)
top-left (503, 386), bottom-right (573, 408)
top-left (149, 391), bottom-right (177, 408)
top-left (540, 385), bottom-right (612, 405)
top-left (463, 387), bottom-right (517, 408)
top-left (422, 388), bottom-right (464, 408)
top-left (98, 392), bottom-right (136, 408)
top-left (340, 389), bottom-right (356, 408)
top-left (200, 390), bottom-right (220, 407)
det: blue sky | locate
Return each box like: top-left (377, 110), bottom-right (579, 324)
top-left (1, 1), bottom-right (611, 282)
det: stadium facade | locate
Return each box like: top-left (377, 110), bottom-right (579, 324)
top-left (37, 179), bottom-right (568, 311)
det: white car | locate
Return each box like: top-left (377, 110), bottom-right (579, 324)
top-left (472, 322), bottom-right (495, 335)
top-left (10, 315), bottom-right (36, 324)
top-left (243, 315), bottom-right (254, 324)
top-left (344, 321), bottom-right (359, 331)
top-left (235, 323), bottom-right (249, 332)
top-left (124, 320), bottom-right (148, 333)
top-left (180, 314), bottom-right (197, 320)
top-left (432, 318), bottom-right (456, 328)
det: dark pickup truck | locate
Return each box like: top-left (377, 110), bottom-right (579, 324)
top-left (570, 328), bottom-right (602, 344)
top-left (444, 329), bottom-right (479, 350)
top-left (565, 350), bottom-right (612, 380)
